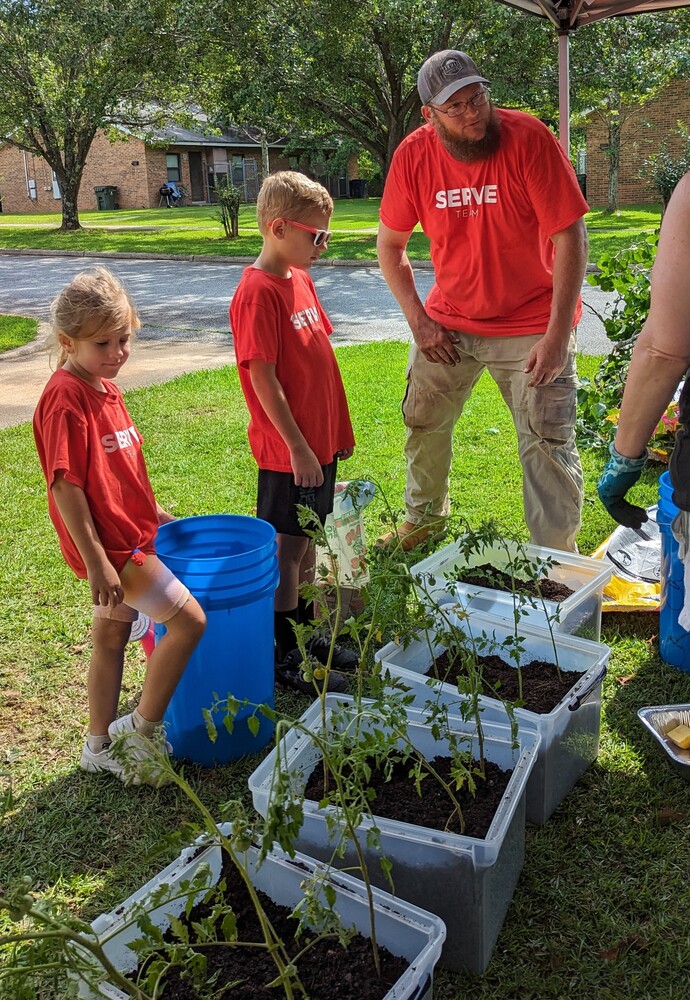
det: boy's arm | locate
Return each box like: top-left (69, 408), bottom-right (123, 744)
top-left (248, 359), bottom-right (324, 487)
top-left (51, 473), bottom-right (124, 607)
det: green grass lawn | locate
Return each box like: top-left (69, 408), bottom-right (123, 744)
top-left (1, 343), bottom-right (688, 999)
top-left (0, 201), bottom-right (660, 265)
top-left (0, 314), bottom-right (38, 353)
top-left (586, 203), bottom-right (662, 263)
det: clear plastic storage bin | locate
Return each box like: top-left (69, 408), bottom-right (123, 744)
top-left (375, 608), bottom-right (611, 825)
top-left (411, 538), bottom-right (613, 641)
top-left (248, 695), bottom-right (540, 975)
top-left (75, 824), bottom-right (445, 1000)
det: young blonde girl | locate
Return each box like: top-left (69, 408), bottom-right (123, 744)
top-left (33, 267), bottom-right (206, 786)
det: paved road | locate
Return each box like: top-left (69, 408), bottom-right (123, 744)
top-left (0, 254), bottom-right (615, 352)
top-left (0, 254), bottom-right (616, 428)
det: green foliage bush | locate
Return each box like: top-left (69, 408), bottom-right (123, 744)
top-left (642, 127), bottom-right (690, 209)
top-left (577, 231), bottom-right (659, 450)
top-left (213, 176), bottom-right (242, 239)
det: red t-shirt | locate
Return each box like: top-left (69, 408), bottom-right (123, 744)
top-left (229, 266), bottom-right (355, 472)
top-left (380, 109), bottom-right (589, 337)
top-left (33, 369), bottom-right (159, 578)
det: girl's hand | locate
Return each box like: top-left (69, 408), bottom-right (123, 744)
top-left (87, 559), bottom-right (124, 607)
top-left (335, 447), bottom-right (354, 460)
top-left (155, 501), bottom-right (176, 525)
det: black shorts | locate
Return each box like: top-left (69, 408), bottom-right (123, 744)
top-left (257, 460), bottom-right (337, 536)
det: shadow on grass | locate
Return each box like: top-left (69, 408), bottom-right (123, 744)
top-left (1, 724), bottom-right (311, 929)
top-left (435, 757), bottom-right (690, 1000)
top-left (602, 610), bottom-right (690, 779)
top-left (434, 611), bottom-right (690, 999)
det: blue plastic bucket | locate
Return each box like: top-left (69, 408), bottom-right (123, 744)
top-left (154, 515), bottom-right (279, 764)
top-left (657, 472), bottom-right (690, 671)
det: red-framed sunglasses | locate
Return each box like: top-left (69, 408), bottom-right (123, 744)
top-left (281, 219), bottom-right (333, 247)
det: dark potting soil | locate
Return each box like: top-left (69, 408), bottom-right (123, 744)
top-left (457, 563), bottom-right (574, 602)
top-left (430, 648), bottom-right (584, 714)
top-left (132, 851), bottom-right (409, 999)
top-left (305, 753), bottom-right (512, 839)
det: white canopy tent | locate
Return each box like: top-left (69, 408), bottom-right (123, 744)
top-left (495, 0), bottom-right (690, 150)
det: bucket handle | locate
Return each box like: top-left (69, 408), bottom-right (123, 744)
top-left (567, 662), bottom-right (607, 712)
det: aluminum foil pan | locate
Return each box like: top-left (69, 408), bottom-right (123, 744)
top-left (638, 705), bottom-right (690, 780)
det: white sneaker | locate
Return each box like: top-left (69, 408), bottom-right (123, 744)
top-left (80, 741), bottom-right (125, 780)
top-left (107, 713), bottom-right (174, 787)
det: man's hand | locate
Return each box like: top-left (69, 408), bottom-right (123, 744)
top-left (597, 442), bottom-right (649, 528)
top-left (523, 337), bottom-right (568, 387)
top-left (412, 315), bottom-right (462, 366)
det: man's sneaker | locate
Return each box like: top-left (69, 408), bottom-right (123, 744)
top-left (375, 519), bottom-right (445, 553)
top-left (107, 714), bottom-right (174, 787)
top-left (80, 740), bottom-right (125, 780)
top-left (306, 634), bottom-right (358, 672)
top-left (275, 648), bottom-right (349, 695)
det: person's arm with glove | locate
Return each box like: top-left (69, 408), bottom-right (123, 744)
top-left (597, 172), bottom-right (690, 527)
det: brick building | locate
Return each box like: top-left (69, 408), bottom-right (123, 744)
top-left (0, 121), bottom-right (351, 215)
top-left (585, 78), bottom-right (690, 206)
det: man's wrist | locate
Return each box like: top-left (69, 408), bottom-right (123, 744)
top-left (610, 441), bottom-right (647, 467)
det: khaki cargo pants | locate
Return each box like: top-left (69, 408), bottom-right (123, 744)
top-left (402, 331), bottom-right (583, 552)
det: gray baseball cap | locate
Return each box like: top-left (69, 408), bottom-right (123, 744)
top-left (417, 50), bottom-right (489, 106)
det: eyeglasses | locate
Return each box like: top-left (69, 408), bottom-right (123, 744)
top-left (431, 87), bottom-right (491, 120)
top-left (283, 219), bottom-right (333, 247)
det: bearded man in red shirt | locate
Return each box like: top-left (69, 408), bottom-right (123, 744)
top-left (377, 50), bottom-right (588, 553)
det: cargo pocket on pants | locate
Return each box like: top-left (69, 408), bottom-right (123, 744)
top-left (532, 376), bottom-right (577, 445)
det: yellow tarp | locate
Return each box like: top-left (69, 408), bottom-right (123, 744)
top-left (589, 534), bottom-right (660, 612)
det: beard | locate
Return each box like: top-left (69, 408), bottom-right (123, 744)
top-left (433, 106), bottom-right (502, 163)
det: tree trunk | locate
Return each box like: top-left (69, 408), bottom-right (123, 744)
top-left (605, 121), bottom-right (621, 215)
top-left (260, 130), bottom-right (270, 181)
top-left (59, 188), bottom-right (82, 230)
top-left (51, 160), bottom-right (85, 231)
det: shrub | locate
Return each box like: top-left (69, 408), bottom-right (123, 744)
top-left (642, 127), bottom-right (690, 210)
top-left (577, 231), bottom-right (659, 450)
top-left (213, 176), bottom-right (242, 238)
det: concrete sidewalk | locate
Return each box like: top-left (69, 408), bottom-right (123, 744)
top-left (0, 324), bottom-right (235, 429)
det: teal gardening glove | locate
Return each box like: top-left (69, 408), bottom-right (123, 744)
top-left (597, 442), bottom-right (649, 528)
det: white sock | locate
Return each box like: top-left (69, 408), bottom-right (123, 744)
top-left (132, 707), bottom-right (162, 738)
top-left (87, 733), bottom-right (111, 754)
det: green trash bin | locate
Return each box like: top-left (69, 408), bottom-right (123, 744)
top-left (94, 185), bottom-right (118, 210)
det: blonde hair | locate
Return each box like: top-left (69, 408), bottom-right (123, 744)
top-left (256, 171), bottom-right (333, 235)
top-left (50, 267), bottom-right (140, 367)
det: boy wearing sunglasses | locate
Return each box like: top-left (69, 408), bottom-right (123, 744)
top-left (229, 170), bottom-right (356, 694)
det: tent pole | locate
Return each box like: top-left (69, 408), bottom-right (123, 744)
top-left (558, 29), bottom-right (570, 155)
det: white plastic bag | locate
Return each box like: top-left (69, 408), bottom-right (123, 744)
top-left (316, 481), bottom-right (376, 588)
top-left (590, 505), bottom-right (660, 610)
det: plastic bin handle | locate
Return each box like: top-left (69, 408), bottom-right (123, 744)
top-left (567, 662), bottom-right (607, 712)
top-left (408, 974), bottom-right (433, 1000)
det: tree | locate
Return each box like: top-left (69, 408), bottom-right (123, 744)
top-left (571, 13), bottom-right (690, 213)
top-left (214, 174), bottom-right (242, 237)
top-left (0, 0), bottom-right (206, 230)
top-left (206, 0), bottom-right (554, 180)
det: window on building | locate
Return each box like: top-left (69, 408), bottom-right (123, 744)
top-left (231, 156), bottom-right (244, 187)
top-left (166, 153), bottom-right (181, 183)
